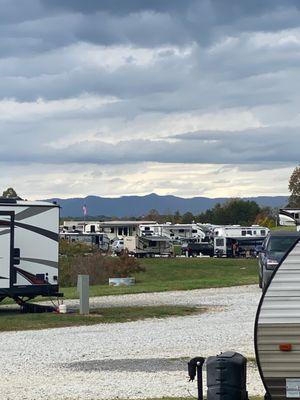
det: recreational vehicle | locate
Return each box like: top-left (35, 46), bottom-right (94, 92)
top-left (95, 220), bottom-right (156, 241)
top-left (255, 235), bottom-right (300, 399)
top-left (60, 232), bottom-right (110, 252)
top-left (124, 235), bottom-right (172, 257)
top-left (213, 225), bottom-right (269, 257)
top-left (279, 208), bottom-right (300, 231)
top-left (139, 223), bottom-right (205, 242)
top-left (61, 220), bottom-right (99, 232)
top-left (0, 198), bottom-right (61, 303)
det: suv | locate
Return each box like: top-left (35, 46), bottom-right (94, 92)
top-left (258, 231), bottom-right (300, 290)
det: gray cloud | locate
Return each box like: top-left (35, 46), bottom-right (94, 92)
top-left (0, 0), bottom-right (299, 197)
top-left (0, 127), bottom-right (298, 166)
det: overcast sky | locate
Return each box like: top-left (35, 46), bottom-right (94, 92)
top-left (1, 0), bottom-right (299, 199)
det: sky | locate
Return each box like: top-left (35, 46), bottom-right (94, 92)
top-left (0, 0), bottom-right (299, 199)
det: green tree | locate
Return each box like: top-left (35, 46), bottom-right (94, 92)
top-left (2, 187), bottom-right (20, 199)
top-left (181, 211), bottom-right (195, 224)
top-left (288, 165), bottom-right (300, 207)
top-left (197, 199), bottom-right (260, 225)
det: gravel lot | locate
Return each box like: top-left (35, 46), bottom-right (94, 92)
top-left (0, 285), bottom-right (265, 399)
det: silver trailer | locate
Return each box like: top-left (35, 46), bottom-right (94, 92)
top-left (139, 223), bottom-right (206, 243)
top-left (0, 198), bottom-right (61, 303)
top-left (60, 232), bottom-right (110, 252)
top-left (124, 235), bottom-right (172, 257)
top-left (279, 208), bottom-right (300, 231)
top-left (255, 235), bottom-right (300, 399)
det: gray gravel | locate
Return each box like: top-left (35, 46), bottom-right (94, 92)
top-left (0, 285), bottom-right (265, 399)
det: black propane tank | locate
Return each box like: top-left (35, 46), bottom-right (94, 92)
top-left (206, 351), bottom-right (248, 400)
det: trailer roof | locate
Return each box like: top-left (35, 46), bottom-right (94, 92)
top-left (0, 199), bottom-right (59, 207)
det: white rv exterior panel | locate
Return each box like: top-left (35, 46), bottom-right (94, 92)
top-left (0, 200), bottom-right (60, 300)
top-left (255, 239), bottom-right (300, 399)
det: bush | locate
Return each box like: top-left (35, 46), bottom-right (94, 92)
top-left (59, 242), bottom-right (144, 287)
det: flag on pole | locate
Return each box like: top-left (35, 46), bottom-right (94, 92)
top-left (82, 204), bottom-right (87, 216)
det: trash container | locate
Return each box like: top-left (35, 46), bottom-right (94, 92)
top-left (206, 351), bottom-right (248, 400)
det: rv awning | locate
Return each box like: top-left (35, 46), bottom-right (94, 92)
top-left (142, 236), bottom-right (169, 242)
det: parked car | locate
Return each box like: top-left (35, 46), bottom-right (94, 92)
top-left (111, 239), bottom-right (124, 254)
top-left (258, 231), bottom-right (300, 289)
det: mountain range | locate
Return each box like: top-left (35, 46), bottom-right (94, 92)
top-left (45, 193), bottom-right (289, 218)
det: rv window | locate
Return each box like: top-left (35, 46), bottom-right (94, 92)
top-left (192, 229), bottom-right (197, 233)
top-left (149, 241), bottom-right (156, 247)
top-left (145, 226), bottom-right (150, 231)
top-left (295, 213), bottom-right (299, 219)
top-left (124, 227), bottom-right (128, 236)
top-left (90, 225), bottom-right (95, 233)
top-left (253, 230), bottom-right (257, 235)
top-left (118, 227), bottom-right (123, 236)
top-left (261, 230), bottom-right (266, 236)
top-left (178, 229), bottom-right (184, 233)
top-left (216, 238), bottom-right (224, 247)
top-left (133, 227), bottom-right (136, 231)
top-left (110, 228), bottom-right (115, 233)
top-left (247, 230), bottom-right (252, 235)
top-left (242, 230), bottom-right (246, 236)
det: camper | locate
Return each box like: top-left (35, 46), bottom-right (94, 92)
top-left (279, 208), bottom-right (300, 231)
top-left (60, 232), bottom-right (110, 252)
top-left (124, 235), bottom-right (172, 257)
top-left (0, 198), bottom-right (61, 303)
top-left (61, 220), bottom-right (99, 232)
top-left (213, 225), bottom-right (269, 257)
top-left (92, 220), bottom-right (157, 241)
top-left (255, 235), bottom-right (300, 399)
top-left (139, 223), bottom-right (206, 242)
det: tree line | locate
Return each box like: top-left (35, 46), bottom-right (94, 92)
top-left (143, 199), bottom-right (277, 227)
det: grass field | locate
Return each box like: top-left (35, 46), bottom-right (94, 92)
top-left (61, 257), bottom-right (258, 299)
top-left (0, 305), bottom-right (203, 331)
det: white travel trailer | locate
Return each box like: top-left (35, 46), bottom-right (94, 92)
top-left (213, 225), bottom-right (269, 257)
top-left (86, 220), bottom-right (157, 241)
top-left (255, 235), bottom-right (300, 399)
top-left (279, 208), bottom-right (300, 231)
top-left (124, 235), bottom-right (172, 257)
top-left (61, 220), bottom-right (99, 233)
top-left (139, 223), bottom-right (206, 242)
top-left (60, 232), bottom-right (110, 252)
top-left (0, 198), bottom-right (61, 303)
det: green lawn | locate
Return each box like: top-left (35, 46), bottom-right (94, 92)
top-left (0, 305), bottom-right (203, 331)
top-left (61, 257), bottom-right (258, 299)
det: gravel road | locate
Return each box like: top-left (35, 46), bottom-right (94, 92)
top-left (0, 285), bottom-right (265, 399)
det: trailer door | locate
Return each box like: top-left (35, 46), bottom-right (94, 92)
top-left (0, 213), bottom-right (13, 289)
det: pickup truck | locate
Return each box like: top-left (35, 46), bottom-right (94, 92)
top-left (181, 239), bottom-right (214, 257)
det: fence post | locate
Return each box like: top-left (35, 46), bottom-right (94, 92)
top-left (77, 274), bottom-right (89, 314)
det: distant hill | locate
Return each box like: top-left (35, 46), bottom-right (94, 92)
top-left (44, 193), bottom-right (289, 218)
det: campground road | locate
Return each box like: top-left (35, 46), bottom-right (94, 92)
top-left (0, 285), bottom-right (265, 399)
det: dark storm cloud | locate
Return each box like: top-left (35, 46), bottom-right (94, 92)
top-left (0, 0), bottom-right (299, 175)
top-left (0, 0), bottom-right (300, 57)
